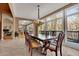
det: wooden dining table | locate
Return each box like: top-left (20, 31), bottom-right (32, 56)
top-left (30, 34), bottom-right (56, 41)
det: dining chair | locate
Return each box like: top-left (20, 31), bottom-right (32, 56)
top-left (43, 32), bottom-right (65, 56)
top-left (24, 31), bottom-right (42, 56)
top-left (24, 32), bottom-right (29, 46)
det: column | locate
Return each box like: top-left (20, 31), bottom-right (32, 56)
top-left (0, 12), bottom-right (2, 40)
top-left (33, 23), bottom-right (38, 37)
top-left (63, 10), bottom-right (67, 43)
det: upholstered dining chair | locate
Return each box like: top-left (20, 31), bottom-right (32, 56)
top-left (24, 31), bottom-right (42, 56)
top-left (43, 32), bottom-right (65, 56)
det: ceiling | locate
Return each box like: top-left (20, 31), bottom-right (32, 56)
top-left (10, 3), bottom-right (69, 26)
top-left (11, 3), bottom-right (69, 20)
top-left (0, 3), bottom-right (12, 15)
top-left (19, 20), bottom-right (31, 26)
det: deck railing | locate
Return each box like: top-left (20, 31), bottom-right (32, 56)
top-left (67, 31), bottom-right (79, 43)
top-left (40, 31), bottom-right (79, 43)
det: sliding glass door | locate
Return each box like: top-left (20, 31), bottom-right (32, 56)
top-left (65, 4), bottom-right (79, 49)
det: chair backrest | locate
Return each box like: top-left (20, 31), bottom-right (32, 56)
top-left (56, 32), bottom-right (65, 50)
top-left (24, 31), bottom-right (32, 46)
top-left (52, 31), bottom-right (56, 36)
top-left (24, 31), bottom-right (29, 41)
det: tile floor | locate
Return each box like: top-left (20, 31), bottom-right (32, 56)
top-left (0, 38), bottom-right (79, 56)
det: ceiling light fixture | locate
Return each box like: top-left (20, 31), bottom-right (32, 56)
top-left (32, 5), bottom-right (43, 25)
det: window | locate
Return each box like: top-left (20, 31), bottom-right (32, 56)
top-left (67, 14), bottom-right (79, 31)
top-left (27, 24), bottom-right (33, 34)
top-left (50, 11), bottom-right (64, 31)
top-left (56, 18), bottom-right (63, 31)
top-left (47, 21), bottom-right (52, 31)
top-left (66, 4), bottom-right (79, 43)
top-left (38, 10), bottom-right (64, 36)
top-left (38, 21), bottom-right (46, 34)
top-left (67, 4), bottom-right (79, 16)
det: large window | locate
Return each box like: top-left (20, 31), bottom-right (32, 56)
top-left (38, 18), bottom-right (46, 35)
top-left (27, 24), bottom-right (33, 34)
top-left (50, 11), bottom-right (64, 31)
top-left (67, 14), bottom-right (79, 31)
top-left (38, 4), bottom-right (79, 44)
top-left (38, 11), bottom-right (64, 35)
top-left (66, 4), bottom-right (79, 43)
top-left (38, 4), bottom-right (79, 50)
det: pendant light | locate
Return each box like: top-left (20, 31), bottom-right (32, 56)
top-left (33, 5), bottom-right (43, 25)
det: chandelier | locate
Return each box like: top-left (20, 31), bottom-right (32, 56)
top-left (32, 5), bottom-right (43, 25)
